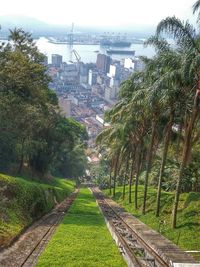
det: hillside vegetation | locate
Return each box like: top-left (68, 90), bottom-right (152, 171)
top-left (96, 0), bottom-right (200, 241)
top-left (0, 173), bottom-right (75, 248)
top-left (104, 186), bottom-right (200, 260)
top-left (0, 28), bottom-right (88, 181)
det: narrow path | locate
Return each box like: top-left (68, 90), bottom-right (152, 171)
top-left (0, 189), bottom-right (79, 267)
top-left (36, 187), bottom-right (127, 267)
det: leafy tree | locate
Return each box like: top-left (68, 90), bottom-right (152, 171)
top-left (0, 29), bottom-right (88, 179)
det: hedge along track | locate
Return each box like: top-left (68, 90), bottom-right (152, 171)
top-left (0, 188), bottom-right (79, 267)
top-left (91, 186), bottom-right (199, 267)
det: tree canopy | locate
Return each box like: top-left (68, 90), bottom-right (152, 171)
top-left (96, 2), bottom-right (200, 228)
top-left (0, 28), bottom-right (88, 179)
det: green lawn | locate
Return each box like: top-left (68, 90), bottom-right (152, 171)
top-left (36, 188), bottom-right (127, 267)
top-left (0, 173), bottom-right (75, 247)
top-left (103, 185), bottom-right (200, 261)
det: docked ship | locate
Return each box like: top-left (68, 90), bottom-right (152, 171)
top-left (48, 37), bottom-right (68, 44)
top-left (106, 49), bottom-right (135, 55)
top-left (100, 40), bottom-right (131, 47)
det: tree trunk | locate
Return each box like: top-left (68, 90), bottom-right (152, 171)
top-left (143, 119), bottom-right (157, 214)
top-left (122, 176), bottom-right (126, 200)
top-left (113, 153), bottom-right (120, 197)
top-left (176, 120), bottom-right (183, 160)
top-left (135, 140), bottom-right (143, 210)
top-left (18, 153), bottom-right (24, 174)
top-left (18, 139), bottom-right (25, 174)
top-left (109, 166), bottom-right (112, 195)
top-left (156, 110), bottom-right (174, 217)
top-left (122, 156), bottom-right (129, 200)
top-left (172, 89), bottom-right (200, 228)
top-left (129, 157), bottom-right (135, 203)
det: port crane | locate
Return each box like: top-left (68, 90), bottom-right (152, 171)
top-left (67, 23), bottom-right (82, 76)
top-left (68, 22), bottom-right (74, 46)
top-left (72, 49), bottom-right (81, 62)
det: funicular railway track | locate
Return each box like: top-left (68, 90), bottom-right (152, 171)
top-left (91, 186), bottom-right (199, 267)
top-left (0, 188), bottom-right (79, 267)
top-left (20, 210), bottom-right (64, 267)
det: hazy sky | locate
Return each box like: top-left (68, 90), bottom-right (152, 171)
top-left (0, 0), bottom-right (197, 27)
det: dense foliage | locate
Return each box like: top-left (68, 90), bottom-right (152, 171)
top-left (0, 173), bottom-right (75, 248)
top-left (103, 186), bottom-right (200, 260)
top-left (0, 29), bottom-right (88, 179)
top-left (96, 2), bottom-right (200, 228)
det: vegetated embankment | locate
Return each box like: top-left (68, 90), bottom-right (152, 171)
top-left (104, 185), bottom-right (200, 261)
top-left (0, 173), bottom-right (75, 249)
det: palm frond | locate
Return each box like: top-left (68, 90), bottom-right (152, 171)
top-left (144, 35), bottom-right (171, 54)
top-left (193, 0), bottom-right (200, 14)
top-left (156, 16), bottom-right (198, 52)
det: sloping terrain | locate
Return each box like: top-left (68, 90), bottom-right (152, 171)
top-left (0, 173), bottom-right (75, 248)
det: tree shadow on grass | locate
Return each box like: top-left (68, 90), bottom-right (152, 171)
top-left (176, 221), bottom-right (200, 229)
top-left (114, 192), bottom-right (122, 199)
top-left (183, 210), bottom-right (199, 217)
top-left (184, 192), bottom-right (200, 207)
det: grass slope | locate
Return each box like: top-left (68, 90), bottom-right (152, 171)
top-left (36, 188), bottom-right (127, 267)
top-left (0, 173), bottom-right (75, 248)
top-left (104, 185), bottom-right (200, 261)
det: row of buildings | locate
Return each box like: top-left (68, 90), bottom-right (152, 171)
top-left (47, 52), bottom-right (144, 147)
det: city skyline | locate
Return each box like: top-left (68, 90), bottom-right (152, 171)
top-left (0, 0), bottom-right (198, 29)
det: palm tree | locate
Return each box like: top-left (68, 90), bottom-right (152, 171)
top-left (96, 120), bottom-right (129, 197)
top-left (156, 16), bottom-right (200, 228)
top-left (122, 154), bottom-right (130, 200)
top-left (144, 36), bottom-right (185, 216)
top-left (193, 0), bottom-right (200, 22)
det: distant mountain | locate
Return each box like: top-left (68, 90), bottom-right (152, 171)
top-left (0, 15), bottom-right (50, 29)
top-left (0, 15), bottom-right (154, 39)
top-left (0, 15), bottom-right (69, 38)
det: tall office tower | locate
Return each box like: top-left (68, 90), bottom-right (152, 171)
top-left (96, 54), bottom-right (111, 74)
top-left (88, 69), bottom-right (98, 86)
top-left (52, 54), bottom-right (63, 67)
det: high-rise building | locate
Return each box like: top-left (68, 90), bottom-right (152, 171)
top-left (52, 54), bottom-right (63, 67)
top-left (134, 58), bottom-right (145, 71)
top-left (104, 86), bottom-right (117, 100)
top-left (124, 58), bottom-right (135, 69)
top-left (88, 69), bottom-right (98, 86)
top-left (96, 54), bottom-right (111, 74)
top-left (110, 77), bottom-right (120, 88)
top-left (108, 64), bottom-right (121, 79)
top-left (79, 63), bottom-right (89, 84)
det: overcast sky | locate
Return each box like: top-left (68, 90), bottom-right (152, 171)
top-left (0, 0), bottom-right (197, 27)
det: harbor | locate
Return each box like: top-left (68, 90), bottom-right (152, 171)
top-left (35, 37), bottom-right (155, 64)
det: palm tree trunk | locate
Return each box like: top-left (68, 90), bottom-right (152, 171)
top-left (156, 110), bottom-right (174, 217)
top-left (129, 156), bottom-right (135, 203)
top-left (135, 140), bottom-right (143, 210)
top-left (176, 119), bottom-right (183, 160)
top-left (109, 166), bottom-right (112, 195)
top-left (113, 153), bottom-right (120, 197)
top-left (143, 119), bottom-right (157, 214)
top-left (172, 89), bottom-right (200, 228)
top-left (122, 156), bottom-right (129, 200)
